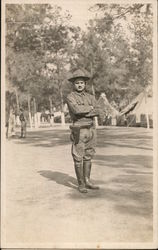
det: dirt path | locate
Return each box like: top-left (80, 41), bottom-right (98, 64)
top-left (2, 126), bottom-right (153, 248)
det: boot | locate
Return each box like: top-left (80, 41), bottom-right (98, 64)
top-left (74, 162), bottom-right (88, 193)
top-left (83, 161), bottom-right (99, 189)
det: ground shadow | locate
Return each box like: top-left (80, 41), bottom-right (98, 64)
top-left (38, 170), bottom-right (78, 190)
top-left (13, 129), bottom-right (70, 148)
top-left (93, 154), bottom-right (152, 170)
top-left (97, 141), bottom-right (152, 150)
top-left (68, 153), bottom-right (153, 219)
top-left (68, 186), bottom-right (153, 218)
top-left (97, 127), bottom-right (152, 140)
top-left (38, 170), bottom-right (105, 190)
top-left (93, 154), bottom-right (153, 191)
top-left (97, 128), bottom-right (152, 150)
top-left (10, 127), bottom-right (152, 150)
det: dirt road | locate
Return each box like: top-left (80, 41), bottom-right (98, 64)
top-left (2, 126), bottom-right (153, 248)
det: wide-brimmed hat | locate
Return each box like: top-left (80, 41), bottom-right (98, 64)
top-left (68, 69), bottom-right (91, 83)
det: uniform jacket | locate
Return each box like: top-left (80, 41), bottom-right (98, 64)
top-left (66, 91), bottom-right (100, 126)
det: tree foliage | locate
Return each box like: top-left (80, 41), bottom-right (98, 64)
top-left (5, 3), bottom-right (153, 112)
top-left (87, 3), bottom-right (153, 108)
top-left (6, 4), bottom-right (75, 111)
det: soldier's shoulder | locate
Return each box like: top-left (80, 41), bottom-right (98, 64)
top-left (67, 91), bottom-right (76, 100)
top-left (86, 92), bottom-right (94, 99)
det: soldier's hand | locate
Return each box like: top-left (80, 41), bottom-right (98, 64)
top-left (86, 108), bottom-right (99, 117)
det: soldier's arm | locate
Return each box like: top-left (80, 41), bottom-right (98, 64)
top-left (66, 96), bottom-right (92, 115)
top-left (85, 109), bottom-right (99, 117)
top-left (85, 95), bottom-right (101, 117)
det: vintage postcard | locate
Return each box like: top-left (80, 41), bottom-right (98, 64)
top-left (1, 0), bottom-right (158, 249)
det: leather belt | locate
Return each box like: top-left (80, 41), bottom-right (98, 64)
top-left (80, 124), bottom-right (93, 129)
top-left (70, 123), bottom-right (93, 129)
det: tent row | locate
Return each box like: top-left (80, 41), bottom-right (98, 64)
top-left (6, 85), bottom-right (153, 133)
top-left (96, 85), bottom-right (153, 128)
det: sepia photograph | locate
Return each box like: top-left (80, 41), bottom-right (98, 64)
top-left (1, 0), bottom-right (158, 249)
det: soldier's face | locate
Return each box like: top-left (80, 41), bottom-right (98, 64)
top-left (74, 78), bottom-right (86, 92)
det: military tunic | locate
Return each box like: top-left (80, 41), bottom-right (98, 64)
top-left (67, 90), bottom-right (99, 162)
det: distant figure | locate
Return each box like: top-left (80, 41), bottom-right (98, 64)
top-left (7, 108), bottom-right (16, 138)
top-left (40, 110), bottom-right (47, 122)
top-left (45, 109), bottom-right (51, 122)
top-left (19, 108), bottom-right (27, 138)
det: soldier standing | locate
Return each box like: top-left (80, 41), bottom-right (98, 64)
top-left (66, 69), bottom-right (100, 193)
top-left (19, 108), bottom-right (27, 138)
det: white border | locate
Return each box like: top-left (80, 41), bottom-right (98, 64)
top-left (1, 0), bottom-right (158, 248)
top-left (152, 0), bottom-right (158, 247)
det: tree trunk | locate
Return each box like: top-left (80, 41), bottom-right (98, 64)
top-left (33, 97), bottom-right (38, 128)
top-left (49, 96), bottom-right (53, 114)
top-left (27, 95), bottom-right (32, 129)
top-left (14, 89), bottom-right (20, 125)
top-left (91, 83), bottom-right (95, 96)
top-left (59, 80), bottom-right (65, 126)
top-left (56, 54), bottom-right (65, 126)
top-left (144, 90), bottom-right (150, 129)
top-left (90, 62), bottom-right (98, 127)
top-left (49, 96), bottom-right (54, 126)
top-left (60, 89), bottom-right (65, 126)
top-left (15, 89), bottom-right (20, 113)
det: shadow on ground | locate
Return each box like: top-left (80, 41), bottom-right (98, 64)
top-left (9, 127), bottom-right (152, 150)
top-left (11, 127), bottom-right (153, 219)
top-left (68, 184), bottom-right (153, 219)
top-left (38, 170), bottom-right (78, 189)
top-left (12, 129), bottom-right (70, 147)
top-left (97, 128), bottom-right (152, 150)
top-left (94, 154), bottom-right (152, 170)
top-left (38, 170), bottom-right (106, 190)
top-left (38, 169), bottom-right (152, 219)
top-left (68, 186), bottom-right (153, 218)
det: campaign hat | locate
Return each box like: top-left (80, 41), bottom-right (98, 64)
top-left (68, 69), bottom-right (90, 83)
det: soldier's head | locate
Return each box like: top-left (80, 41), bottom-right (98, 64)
top-left (68, 69), bottom-right (90, 93)
top-left (73, 77), bottom-right (86, 92)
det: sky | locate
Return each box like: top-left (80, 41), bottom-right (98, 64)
top-left (50, 0), bottom-right (105, 29)
top-left (50, 0), bottom-right (133, 38)
top-left (50, 0), bottom-right (133, 40)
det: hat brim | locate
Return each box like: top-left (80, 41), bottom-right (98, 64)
top-left (68, 76), bottom-right (90, 83)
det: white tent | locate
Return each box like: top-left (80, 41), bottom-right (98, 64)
top-left (97, 93), bottom-right (119, 125)
top-left (120, 85), bottom-right (153, 128)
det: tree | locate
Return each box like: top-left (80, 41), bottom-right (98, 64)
top-left (71, 16), bottom-right (131, 107)
top-left (86, 3), bottom-right (153, 108)
top-left (6, 4), bottom-right (75, 120)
